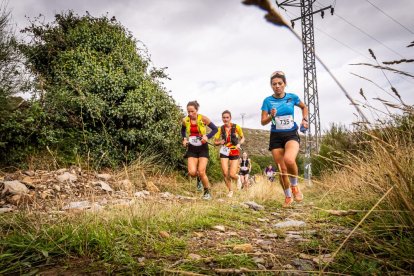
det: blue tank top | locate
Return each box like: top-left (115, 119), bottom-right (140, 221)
top-left (261, 93), bottom-right (300, 133)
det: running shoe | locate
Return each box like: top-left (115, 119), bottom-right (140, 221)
top-left (202, 191), bottom-right (212, 200)
top-left (291, 186), bottom-right (303, 202)
top-left (196, 176), bottom-right (203, 191)
top-left (282, 197), bottom-right (293, 208)
top-left (227, 191), bottom-right (234, 198)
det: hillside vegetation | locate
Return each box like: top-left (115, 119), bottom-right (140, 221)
top-left (0, 7), bottom-right (413, 275)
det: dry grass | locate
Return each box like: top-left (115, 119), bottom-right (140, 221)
top-left (310, 113), bottom-right (414, 273)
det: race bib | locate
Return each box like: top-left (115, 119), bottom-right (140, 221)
top-left (275, 115), bottom-right (294, 130)
top-left (219, 146), bottom-right (230, 156)
top-left (189, 136), bottom-right (202, 146)
top-left (240, 166), bottom-right (248, 171)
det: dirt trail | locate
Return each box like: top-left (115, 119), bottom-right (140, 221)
top-left (1, 170), bottom-right (352, 275)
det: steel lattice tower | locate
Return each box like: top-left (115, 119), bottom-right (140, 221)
top-left (276, 0), bottom-right (332, 180)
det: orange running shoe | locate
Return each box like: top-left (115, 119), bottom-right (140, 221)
top-left (282, 197), bottom-right (293, 208)
top-left (291, 186), bottom-right (303, 202)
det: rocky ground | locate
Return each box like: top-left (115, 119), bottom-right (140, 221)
top-left (0, 167), bottom-right (166, 214)
top-left (1, 169), bottom-right (355, 275)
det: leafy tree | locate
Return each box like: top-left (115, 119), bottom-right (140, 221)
top-left (2, 11), bottom-right (184, 168)
top-left (0, 3), bottom-right (28, 126)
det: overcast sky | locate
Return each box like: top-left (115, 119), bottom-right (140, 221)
top-left (8, 0), bottom-right (414, 131)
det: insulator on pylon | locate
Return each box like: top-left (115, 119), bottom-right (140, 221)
top-left (291, 21), bottom-right (295, 28)
top-left (321, 10), bottom-right (324, 18)
top-left (331, 7), bottom-right (334, 15)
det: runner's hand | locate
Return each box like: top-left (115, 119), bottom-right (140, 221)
top-left (201, 135), bottom-right (209, 143)
top-left (182, 138), bottom-right (188, 147)
top-left (301, 119), bottom-right (309, 129)
top-left (271, 108), bottom-right (277, 117)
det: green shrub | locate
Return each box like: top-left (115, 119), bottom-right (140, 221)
top-left (1, 11), bottom-right (185, 168)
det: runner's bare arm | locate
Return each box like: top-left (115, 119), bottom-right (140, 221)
top-left (297, 101), bottom-right (309, 128)
top-left (261, 110), bottom-right (272, 126)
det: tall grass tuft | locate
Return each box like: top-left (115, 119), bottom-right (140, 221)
top-left (312, 46), bottom-right (414, 273)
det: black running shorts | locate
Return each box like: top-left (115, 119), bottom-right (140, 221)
top-left (185, 144), bottom-right (209, 158)
top-left (268, 129), bottom-right (300, 150)
top-left (239, 170), bottom-right (249, 176)
top-left (219, 154), bottom-right (239, 160)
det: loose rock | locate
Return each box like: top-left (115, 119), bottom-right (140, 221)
top-left (0, 207), bottom-right (13, 214)
top-left (23, 170), bottom-right (35, 177)
top-left (63, 201), bottom-right (91, 210)
top-left (2, 180), bottom-right (29, 195)
top-left (212, 225), bottom-right (226, 232)
top-left (274, 219), bottom-right (306, 228)
top-left (243, 201), bottom-right (264, 211)
top-left (188, 253), bottom-right (202, 260)
top-left (56, 172), bottom-right (77, 183)
top-left (96, 173), bottom-right (112, 181)
top-left (93, 181), bottom-right (113, 192)
top-left (313, 254), bottom-right (333, 265)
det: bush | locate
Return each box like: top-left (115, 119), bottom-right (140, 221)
top-left (1, 11), bottom-right (185, 168)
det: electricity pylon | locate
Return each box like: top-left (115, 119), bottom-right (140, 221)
top-left (276, 0), bottom-right (333, 181)
top-left (241, 113), bottom-right (246, 127)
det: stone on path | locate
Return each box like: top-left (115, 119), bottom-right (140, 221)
top-left (313, 254), bottom-right (333, 265)
top-left (285, 233), bottom-right (309, 242)
top-left (212, 225), bottom-right (226, 232)
top-left (23, 170), bottom-right (35, 176)
top-left (0, 207), bottom-right (13, 214)
top-left (176, 195), bottom-right (197, 201)
top-left (56, 172), bottom-right (77, 183)
top-left (93, 181), bottom-right (113, 192)
top-left (134, 190), bottom-right (150, 198)
top-left (188, 253), bottom-right (202, 260)
top-left (63, 201), bottom-right (91, 210)
top-left (274, 219), bottom-right (306, 228)
top-left (243, 201), bottom-right (264, 211)
top-left (2, 180), bottom-right (29, 195)
top-left (291, 258), bottom-right (315, 271)
top-left (96, 173), bottom-right (112, 181)
top-left (160, 192), bottom-right (173, 199)
top-left (252, 257), bottom-right (265, 264)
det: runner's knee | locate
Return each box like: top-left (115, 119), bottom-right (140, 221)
top-left (188, 170), bottom-right (197, 177)
top-left (284, 157), bottom-right (296, 167)
top-left (198, 171), bottom-right (207, 178)
top-left (230, 173), bottom-right (238, 180)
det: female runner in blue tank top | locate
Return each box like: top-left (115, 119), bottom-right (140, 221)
top-left (261, 71), bottom-right (309, 207)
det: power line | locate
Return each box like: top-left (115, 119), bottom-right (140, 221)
top-left (281, 7), bottom-right (371, 60)
top-left (364, 0), bottom-right (414, 35)
top-left (278, 4), bottom-right (414, 87)
top-left (314, 0), bottom-right (406, 59)
top-left (333, 12), bottom-right (405, 59)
